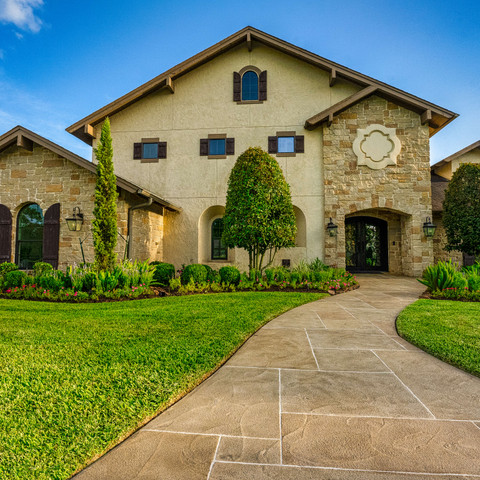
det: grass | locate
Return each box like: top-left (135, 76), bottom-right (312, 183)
top-left (0, 291), bottom-right (325, 480)
top-left (396, 299), bottom-right (480, 377)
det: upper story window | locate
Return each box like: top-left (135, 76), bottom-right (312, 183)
top-left (233, 66), bottom-right (267, 103)
top-left (133, 138), bottom-right (167, 163)
top-left (200, 135), bottom-right (235, 159)
top-left (268, 132), bottom-right (305, 157)
top-left (242, 71), bottom-right (259, 101)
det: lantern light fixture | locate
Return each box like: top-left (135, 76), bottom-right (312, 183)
top-left (422, 216), bottom-right (436, 238)
top-left (66, 206), bottom-right (84, 232)
top-left (327, 218), bottom-right (338, 237)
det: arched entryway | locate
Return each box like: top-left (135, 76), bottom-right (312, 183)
top-left (345, 216), bottom-right (388, 272)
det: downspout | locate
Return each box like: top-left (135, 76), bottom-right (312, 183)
top-left (127, 193), bottom-right (153, 259)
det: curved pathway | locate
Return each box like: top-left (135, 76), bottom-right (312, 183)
top-left (75, 275), bottom-right (480, 479)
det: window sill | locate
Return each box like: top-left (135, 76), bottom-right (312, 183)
top-left (140, 158), bottom-right (160, 163)
top-left (276, 152), bottom-right (297, 157)
top-left (236, 100), bottom-right (263, 105)
top-left (207, 155), bottom-right (227, 159)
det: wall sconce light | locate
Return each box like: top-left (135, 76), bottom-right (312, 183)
top-left (66, 206), bottom-right (84, 232)
top-left (327, 218), bottom-right (338, 237)
top-left (422, 216), bottom-right (436, 238)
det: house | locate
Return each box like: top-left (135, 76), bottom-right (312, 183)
top-left (0, 27), bottom-right (462, 276)
top-left (431, 141), bottom-right (480, 266)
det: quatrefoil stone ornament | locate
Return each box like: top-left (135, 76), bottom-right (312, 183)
top-left (352, 124), bottom-right (401, 170)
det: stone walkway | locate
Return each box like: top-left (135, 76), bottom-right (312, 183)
top-left (75, 275), bottom-right (480, 479)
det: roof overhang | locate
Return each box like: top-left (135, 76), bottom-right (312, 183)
top-left (0, 125), bottom-right (181, 212)
top-left (66, 26), bottom-right (458, 144)
top-left (431, 140), bottom-right (480, 171)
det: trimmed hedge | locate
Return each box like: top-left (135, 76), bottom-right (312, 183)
top-left (219, 266), bottom-right (241, 286)
top-left (181, 264), bottom-right (207, 285)
top-left (151, 262), bottom-right (175, 287)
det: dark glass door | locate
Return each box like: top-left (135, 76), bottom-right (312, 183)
top-left (345, 217), bottom-right (388, 272)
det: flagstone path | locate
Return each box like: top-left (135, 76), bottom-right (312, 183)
top-left (74, 274), bottom-right (480, 479)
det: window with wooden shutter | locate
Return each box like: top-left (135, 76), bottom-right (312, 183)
top-left (158, 142), bottom-right (167, 159)
top-left (200, 138), bottom-right (209, 156)
top-left (134, 139), bottom-right (167, 162)
top-left (268, 136), bottom-right (278, 154)
top-left (133, 143), bottom-right (142, 159)
top-left (259, 70), bottom-right (267, 101)
top-left (226, 138), bottom-right (235, 156)
top-left (233, 72), bottom-right (241, 101)
top-left (295, 135), bottom-right (305, 153)
top-left (0, 204), bottom-right (12, 263)
top-left (43, 203), bottom-right (60, 269)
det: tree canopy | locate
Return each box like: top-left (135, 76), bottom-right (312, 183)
top-left (443, 163), bottom-right (480, 257)
top-left (223, 147), bottom-right (296, 271)
top-left (92, 118), bottom-right (118, 270)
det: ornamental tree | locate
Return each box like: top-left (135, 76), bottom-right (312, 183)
top-left (223, 147), bottom-right (296, 272)
top-left (443, 163), bottom-right (480, 257)
top-left (92, 117), bottom-right (118, 271)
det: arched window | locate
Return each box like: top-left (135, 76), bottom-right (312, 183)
top-left (16, 203), bottom-right (44, 269)
top-left (211, 218), bottom-right (227, 260)
top-left (241, 71), bottom-right (259, 101)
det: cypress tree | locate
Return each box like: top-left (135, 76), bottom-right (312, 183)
top-left (92, 118), bottom-right (118, 270)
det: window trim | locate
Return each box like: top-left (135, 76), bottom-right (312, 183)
top-left (236, 66), bottom-right (264, 105)
top-left (133, 138), bottom-right (167, 162)
top-left (200, 134), bottom-right (235, 159)
top-left (269, 131), bottom-right (305, 157)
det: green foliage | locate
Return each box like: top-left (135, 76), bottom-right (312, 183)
top-left (418, 260), bottom-right (461, 291)
top-left (219, 266), bottom-right (241, 286)
top-left (33, 262), bottom-right (53, 277)
top-left (150, 262), bottom-right (176, 286)
top-left (36, 270), bottom-right (66, 292)
top-left (0, 262), bottom-right (18, 276)
top-left (180, 264), bottom-right (207, 285)
top-left (202, 264), bottom-right (218, 282)
top-left (4, 270), bottom-right (28, 288)
top-left (443, 163), bottom-right (480, 256)
top-left (223, 147), bottom-right (296, 272)
top-left (92, 117), bottom-right (118, 271)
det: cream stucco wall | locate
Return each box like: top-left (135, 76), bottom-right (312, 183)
top-left (434, 148), bottom-right (480, 180)
top-left (93, 43), bottom-right (361, 270)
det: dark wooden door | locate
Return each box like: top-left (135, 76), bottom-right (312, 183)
top-left (345, 217), bottom-right (388, 272)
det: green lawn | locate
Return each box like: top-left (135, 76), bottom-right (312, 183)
top-left (0, 292), bottom-right (324, 480)
top-left (396, 299), bottom-right (480, 377)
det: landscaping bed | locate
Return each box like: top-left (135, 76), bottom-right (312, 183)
top-left (0, 291), bottom-right (325, 479)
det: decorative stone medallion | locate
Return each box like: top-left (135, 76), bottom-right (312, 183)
top-left (353, 124), bottom-right (401, 170)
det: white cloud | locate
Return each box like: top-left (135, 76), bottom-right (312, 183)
top-left (15, 31), bottom-right (23, 39)
top-left (0, 0), bottom-right (44, 33)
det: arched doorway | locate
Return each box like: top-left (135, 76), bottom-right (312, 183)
top-left (345, 216), bottom-right (388, 272)
top-left (15, 203), bottom-right (44, 269)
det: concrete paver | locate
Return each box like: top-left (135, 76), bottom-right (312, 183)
top-left (74, 274), bottom-right (480, 479)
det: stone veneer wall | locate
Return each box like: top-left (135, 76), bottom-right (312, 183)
top-left (432, 212), bottom-right (463, 264)
top-left (323, 95), bottom-right (433, 277)
top-left (0, 144), bottom-right (163, 269)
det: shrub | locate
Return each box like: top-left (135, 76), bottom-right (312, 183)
top-left (181, 264), bottom-right (207, 285)
top-left (36, 270), bottom-right (67, 292)
top-left (33, 262), bottom-right (54, 277)
top-left (202, 264), bottom-right (218, 282)
top-left (5, 270), bottom-right (29, 288)
top-left (308, 257), bottom-right (328, 272)
top-left (151, 262), bottom-right (175, 286)
top-left (219, 266), bottom-right (241, 286)
top-left (0, 262), bottom-right (18, 276)
top-left (418, 260), bottom-right (461, 291)
top-left (467, 274), bottom-right (480, 292)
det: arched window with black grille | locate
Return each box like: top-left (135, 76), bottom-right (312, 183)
top-left (211, 218), bottom-right (227, 260)
top-left (15, 203), bottom-right (44, 269)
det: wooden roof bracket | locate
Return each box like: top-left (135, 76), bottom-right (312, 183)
top-left (165, 76), bottom-right (175, 93)
top-left (246, 32), bottom-right (252, 52)
top-left (329, 68), bottom-right (337, 87)
top-left (17, 134), bottom-right (33, 151)
top-left (84, 124), bottom-right (95, 139)
top-left (327, 112), bottom-right (334, 127)
top-left (421, 109), bottom-right (432, 125)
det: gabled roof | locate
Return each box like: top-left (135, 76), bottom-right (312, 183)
top-left (67, 26), bottom-right (458, 144)
top-left (431, 140), bottom-right (480, 171)
top-left (0, 125), bottom-right (181, 212)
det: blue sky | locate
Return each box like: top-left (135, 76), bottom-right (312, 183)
top-left (0, 0), bottom-right (479, 163)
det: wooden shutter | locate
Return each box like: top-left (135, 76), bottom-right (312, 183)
top-left (43, 203), bottom-right (60, 268)
top-left (268, 136), bottom-right (278, 154)
top-left (226, 138), bottom-right (235, 156)
top-left (259, 71), bottom-right (267, 101)
top-left (233, 72), bottom-right (241, 101)
top-left (200, 138), bottom-right (209, 156)
top-left (295, 135), bottom-right (305, 153)
top-left (158, 142), bottom-right (167, 159)
top-left (0, 204), bottom-right (12, 263)
top-left (133, 143), bottom-right (142, 159)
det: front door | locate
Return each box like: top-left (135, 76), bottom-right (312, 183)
top-left (345, 217), bottom-right (388, 272)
